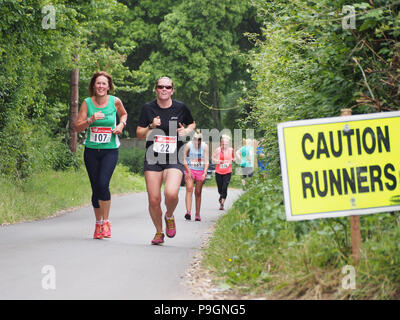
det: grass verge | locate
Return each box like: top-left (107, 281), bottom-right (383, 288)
top-left (0, 164), bottom-right (146, 225)
top-left (203, 175), bottom-right (400, 300)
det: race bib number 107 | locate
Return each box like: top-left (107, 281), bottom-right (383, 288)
top-left (90, 127), bottom-right (112, 143)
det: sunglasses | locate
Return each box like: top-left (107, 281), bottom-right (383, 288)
top-left (156, 85), bottom-right (173, 90)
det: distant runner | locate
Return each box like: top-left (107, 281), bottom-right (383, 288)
top-left (183, 130), bottom-right (209, 221)
top-left (256, 138), bottom-right (268, 178)
top-left (236, 139), bottom-right (254, 189)
top-left (212, 135), bottom-right (235, 210)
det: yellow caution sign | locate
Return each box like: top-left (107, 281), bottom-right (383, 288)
top-left (277, 111), bottom-right (400, 221)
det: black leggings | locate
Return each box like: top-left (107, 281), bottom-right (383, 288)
top-left (84, 148), bottom-right (119, 208)
top-left (215, 172), bottom-right (232, 200)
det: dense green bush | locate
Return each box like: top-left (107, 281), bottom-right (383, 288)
top-left (215, 0), bottom-right (400, 298)
top-left (48, 140), bottom-right (82, 171)
top-left (206, 174), bottom-right (400, 298)
top-left (0, 120), bottom-right (32, 179)
top-left (241, 0), bottom-right (400, 179)
top-left (118, 147), bottom-right (146, 174)
top-left (0, 0), bottom-right (139, 179)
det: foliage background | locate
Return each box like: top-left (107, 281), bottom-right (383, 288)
top-left (0, 0), bottom-right (260, 179)
top-left (203, 0), bottom-right (400, 299)
top-left (1, 0), bottom-right (399, 299)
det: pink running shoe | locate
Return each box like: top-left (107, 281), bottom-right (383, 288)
top-left (195, 214), bottom-right (201, 222)
top-left (151, 232), bottom-right (165, 245)
top-left (93, 223), bottom-right (103, 239)
top-left (164, 214), bottom-right (176, 238)
top-left (102, 221), bottom-right (111, 238)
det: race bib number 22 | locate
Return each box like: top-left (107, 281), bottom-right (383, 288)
top-left (153, 135), bottom-right (177, 154)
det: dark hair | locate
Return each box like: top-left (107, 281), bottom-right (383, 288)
top-left (89, 71), bottom-right (114, 96)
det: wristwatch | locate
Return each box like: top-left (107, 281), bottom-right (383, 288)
top-left (121, 120), bottom-right (127, 126)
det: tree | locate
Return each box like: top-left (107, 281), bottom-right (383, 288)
top-left (137, 0), bottom-right (252, 129)
top-left (0, 0), bottom-right (143, 177)
top-left (69, 54), bottom-right (80, 153)
top-left (112, 0), bottom-right (182, 134)
top-left (242, 0), bottom-right (400, 179)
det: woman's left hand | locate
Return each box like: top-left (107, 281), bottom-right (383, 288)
top-left (112, 123), bottom-right (124, 135)
top-left (177, 123), bottom-right (187, 137)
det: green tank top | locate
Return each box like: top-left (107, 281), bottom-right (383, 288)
top-left (84, 95), bottom-right (120, 149)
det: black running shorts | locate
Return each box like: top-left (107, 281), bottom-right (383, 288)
top-left (144, 160), bottom-right (184, 174)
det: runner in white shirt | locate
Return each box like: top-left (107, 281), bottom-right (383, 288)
top-left (183, 130), bottom-right (209, 222)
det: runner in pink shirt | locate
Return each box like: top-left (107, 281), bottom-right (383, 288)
top-left (212, 135), bottom-right (236, 210)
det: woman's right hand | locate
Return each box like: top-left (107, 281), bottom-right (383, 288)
top-left (92, 111), bottom-right (105, 122)
top-left (88, 111), bottom-right (105, 125)
top-left (152, 116), bottom-right (161, 128)
top-left (185, 170), bottom-right (193, 182)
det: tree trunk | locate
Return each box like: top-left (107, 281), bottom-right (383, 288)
top-left (210, 79), bottom-right (220, 129)
top-left (68, 57), bottom-right (79, 153)
top-left (211, 103), bottom-right (218, 129)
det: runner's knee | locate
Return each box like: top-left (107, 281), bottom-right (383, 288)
top-left (164, 190), bottom-right (178, 203)
top-left (185, 183), bottom-right (194, 193)
top-left (194, 188), bottom-right (202, 197)
top-left (148, 195), bottom-right (162, 208)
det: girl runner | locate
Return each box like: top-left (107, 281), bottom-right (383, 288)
top-left (183, 130), bottom-right (209, 221)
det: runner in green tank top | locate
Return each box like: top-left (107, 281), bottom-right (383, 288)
top-left (75, 71), bottom-right (128, 239)
top-left (84, 95), bottom-right (120, 149)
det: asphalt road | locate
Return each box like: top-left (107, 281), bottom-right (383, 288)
top-left (0, 187), bottom-right (242, 300)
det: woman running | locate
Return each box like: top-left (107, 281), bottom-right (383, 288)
top-left (236, 139), bottom-right (254, 189)
top-left (75, 71), bottom-right (128, 239)
top-left (212, 135), bottom-right (235, 210)
top-left (136, 76), bottom-right (196, 245)
top-left (183, 130), bottom-right (209, 221)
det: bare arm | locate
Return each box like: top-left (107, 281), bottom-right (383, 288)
top-left (136, 126), bottom-right (149, 140)
top-left (177, 121), bottom-right (196, 137)
top-left (203, 144), bottom-right (210, 173)
top-left (136, 116), bottom-right (161, 140)
top-left (112, 97), bottom-right (128, 135)
top-left (211, 147), bottom-right (220, 164)
top-left (235, 148), bottom-right (241, 162)
top-left (75, 100), bottom-right (91, 133)
top-left (186, 122), bottom-right (196, 135)
top-left (183, 143), bottom-right (190, 171)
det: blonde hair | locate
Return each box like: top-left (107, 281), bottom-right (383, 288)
top-left (154, 76), bottom-right (174, 89)
top-left (221, 134), bottom-right (231, 143)
top-left (193, 129), bottom-right (202, 140)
